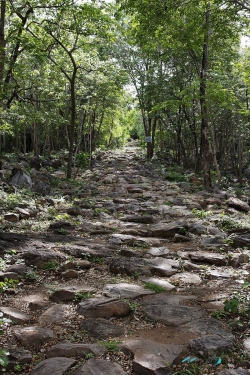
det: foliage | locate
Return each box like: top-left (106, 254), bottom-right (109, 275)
top-left (42, 261), bottom-right (59, 271)
top-left (0, 278), bottom-right (18, 293)
top-left (73, 292), bottom-right (94, 303)
top-left (123, 299), bottom-right (140, 313)
top-left (144, 283), bottom-right (167, 293)
top-left (99, 339), bottom-right (120, 352)
top-left (0, 313), bottom-right (12, 371)
top-left (192, 209), bottom-right (212, 219)
top-left (219, 215), bottom-right (249, 231)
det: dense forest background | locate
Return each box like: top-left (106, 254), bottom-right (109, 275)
top-left (0, 0), bottom-right (250, 187)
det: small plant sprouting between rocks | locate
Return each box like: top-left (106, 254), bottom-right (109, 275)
top-left (0, 278), bottom-right (18, 293)
top-left (42, 261), bottom-right (59, 271)
top-left (73, 292), bottom-right (95, 303)
top-left (0, 313), bottom-right (12, 371)
top-left (25, 269), bottom-right (40, 281)
top-left (123, 299), bottom-right (140, 313)
top-left (219, 215), bottom-right (248, 231)
top-left (144, 282), bottom-right (167, 293)
top-left (192, 208), bottom-right (212, 219)
top-left (99, 339), bottom-right (120, 352)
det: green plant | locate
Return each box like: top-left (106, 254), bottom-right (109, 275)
top-left (42, 261), bottom-right (59, 271)
top-left (124, 299), bottom-right (140, 313)
top-left (73, 292), bottom-right (94, 303)
top-left (14, 362), bottom-right (24, 372)
top-left (99, 339), bottom-right (120, 352)
top-left (219, 216), bottom-right (248, 231)
top-left (178, 227), bottom-right (187, 235)
top-left (0, 278), bottom-right (18, 293)
top-left (25, 269), bottom-right (39, 281)
top-left (92, 256), bottom-right (104, 265)
top-left (57, 228), bottom-right (68, 235)
top-left (85, 352), bottom-right (95, 359)
top-left (192, 208), bottom-right (212, 219)
top-left (55, 213), bottom-right (70, 221)
top-left (0, 349), bottom-right (9, 371)
top-left (75, 152), bottom-right (90, 169)
top-left (224, 298), bottom-right (240, 314)
top-left (144, 282), bottom-right (167, 293)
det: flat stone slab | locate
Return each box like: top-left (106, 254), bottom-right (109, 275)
top-left (149, 257), bottom-right (180, 277)
top-left (109, 257), bottom-right (151, 276)
top-left (218, 369), bottom-right (250, 375)
top-left (6, 348), bottom-right (32, 371)
top-left (170, 272), bottom-right (202, 285)
top-left (71, 358), bottom-right (127, 375)
top-left (1, 307), bottom-right (32, 324)
top-left (39, 304), bottom-right (70, 325)
top-left (147, 247), bottom-right (170, 257)
top-left (77, 297), bottom-right (130, 318)
top-left (13, 326), bottom-right (53, 348)
top-left (49, 285), bottom-right (96, 302)
top-left (190, 334), bottom-right (234, 357)
top-left (188, 251), bottom-right (227, 266)
top-left (185, 318), bottom-right (234, 340)
top-left (142, 294), bottom-right (205, 326)
top-left (46, 342), bottom-right (105, 358)
top-left (30, 357), bottom-right (77, 375)
top-left (24, 294), bottom-right (49, 310)
top-left (142, 278), bottom-right (176, 291)
top-left (103, 283), bottom-right (154, 299)
top-left (80, 318), bottom-right (125, 339)
top-left (122, 340), bottom-right (187, 375)
top-left (150, 222), bottom-right (189, 238)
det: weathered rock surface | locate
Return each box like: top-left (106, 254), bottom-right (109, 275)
top-left (71, 359), bottom-right (127, 375)
top-left (77, 297), bottom-right (130, 318)
top-left (30, 357), bottom-right (77, 375)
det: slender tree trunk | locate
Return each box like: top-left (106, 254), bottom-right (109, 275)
top-left (0, 0), bottom-right (6, 90)
top-left (67, 69), bottom-right (77, 179)
top-left (199, 7), bottom-right (212, 189)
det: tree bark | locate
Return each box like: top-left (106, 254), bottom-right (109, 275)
top-left (0, 0), bottom-right (6, 89)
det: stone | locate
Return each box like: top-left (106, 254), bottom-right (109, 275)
top-left (185, 318), bottom-right (234, 340)
top-left (142, 277), bottom-right (176, 290)
top-left (150, 222), bottom-right (189, 238)
top-left (226, 197), bottom-right (250, 212)
top-left (120, 215), bottom-right (154, 224)
top-left (61, 269), bottom-right (79, 279)
top-left (149, 258), bottom-right (180, 277)
top-left (189, 334), bottom-right (234, 357)
top-left (71, 359), bottom-right (127, 375)
top-left (243, 337), bottom-right (250, 353)
top-left (15, 207), bottom-right (30, 219)
top-left (50, 285), bottom-right (96, 302)
top-left (48, 221), bottom-right (74, 230)
top-left (142, 294), bottom-right (205, 326)
top-left (6, 348), bottom-right (32, 371)
top-left (103, 283), bottom-right (155, 299)
top-left (30, 357), bottom-right (77, 375)
top-left (11, 171), bottom-right (32, 187)
top-left (13, 326), bottom-right (53, 348)
top-left (200, 237), bottom-right (224, 249)
top-left (33, 179), bottom-right (51, 195)
top-left (65, 260), bottom-right (91, 270)
top-left (4, 213), bottom-right (19, 222)
top-left (170, 272), bottom-right (202, 285)
top-left (147, 246), bottom-right (170, 257)
top-left (6, 264), bottom-right (28, 275)
top-left (122, 340), bottom-right (187, 375)
top-left (189, 223), bottom-right (207, 234)
top-left (1, 307), bottom-right (31, 324)
top-left (20, 247), bottom-right (66, 268)
top-left (189, 251), bottom-right (227, 266)
top-left (109, 257), bottom-right (151, 276)
top-left (0, 271), bottom-right (20, 281)
top-left (46, 342), bottom-right (105, 358)
top-left (24, 294), bottom-right (49, 310)
top-left (77, 297), bottom-right (130, 318)
top-left (218, 369), bottom-right (250, 375)
top-left (232, 234), bottom-right (250, 249)
top-left (39, 305), bottom-right (69, 325)
top-left (80, 318), bottom-right (125, 339)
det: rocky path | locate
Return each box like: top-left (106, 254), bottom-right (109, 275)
top-left (1, 142), bottom-right (250, 374)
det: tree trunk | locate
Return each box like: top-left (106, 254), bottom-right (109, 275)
top-left (67, 69), bottom-right (77, 179)
top-left (0, 0), bottom-right (6, 90)
top-left (199, 7), bottom-right (212, 189)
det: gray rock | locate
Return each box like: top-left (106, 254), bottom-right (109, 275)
top-left (48, 221), bottom-right (74, 230)
top-left (189, 223), bottom-right (207, 234)
top-left (46, 342), bottom-right (105, 358)
top-left (30, 357), bottom-right (77, 375)
top-left (11, 171), bottom-right (32, 187)
top-left (24, 294), bottom-right (49, 310)
top-left (77, 297), bottom-right (130, 318)
top-left (189, 334), bottom-right (234, 357)
top-left (20, 248), bottom-right (66, 268)
top-left (200, 237), bottom-right (224, 249)
top-left (1, 307), bottom-right (31, 324)
top-left (122, 340), bottom-right (187, 375)
top-left (4, 213), bottom-right (19, 222)
top-left (150, 222), bottom-right (189, 238)
top-left (80, 318), bottom-right (125, 339)
top-left (39, 305), bottom-right (69, 325)
top-left (218, 369), bottom-right (250, 375)
top-left (189, 250), bottom-right (227, 266)
top-left (142, 294), bottom-right (205, 326)
top-left (6, 348), bottom-right (32, 371)
top-left (147, 247), bottom-right (170, 257)
top-left (142, 277), bottom-right (176, 290)
top-left (226, 197), bottom-right (250, 212)
top-left (13, 326), bottom-right (53, 348)
top-left (71, 358), bottom-right (127, 375)
top-left (33, 179), bottom-right (51, 195)
top-left (0, 271), bottom-right (20, 281)
top-left (50, 285), bottom-right (96, 302)
top-left (103, 283), bottom-right (154, 299)
top-left (109, 257), bottom-right (151, 276)
top-left (170, 272), bottom-right (202, 285)
top-left (6, 264), bottom-right (28, 275)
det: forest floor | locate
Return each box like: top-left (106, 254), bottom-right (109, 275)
top-left (1, 141), bottom-right (250, 375)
